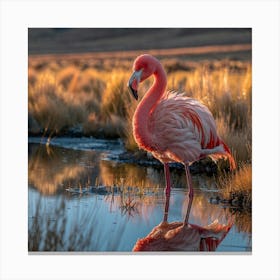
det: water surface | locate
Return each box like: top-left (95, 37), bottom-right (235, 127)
top-left (28, 137), bottom-right (252, 252)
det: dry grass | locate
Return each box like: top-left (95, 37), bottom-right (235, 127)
top-left (218, 164), bottom-right (252, 210)
top-left (124, 101), bottom-right (139, 151)
top-left (216, 116), bottom-right (251, 164)
top-left (28, 54), bottom-right (252, 167)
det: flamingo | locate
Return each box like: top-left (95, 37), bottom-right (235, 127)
top-left (128, 54), bottom-right (236, 226)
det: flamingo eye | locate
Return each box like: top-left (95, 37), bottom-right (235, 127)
top-left (136, 62), bottom-right (147, 71)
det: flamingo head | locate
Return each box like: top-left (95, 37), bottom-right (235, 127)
top-left (128, 54), bottom-right (158, 100)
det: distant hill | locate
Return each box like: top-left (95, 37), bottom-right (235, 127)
top-left (28, 28), bottom-right (251, 55)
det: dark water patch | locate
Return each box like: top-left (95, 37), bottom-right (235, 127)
top-left (28, 136), bottom-right (124, 154)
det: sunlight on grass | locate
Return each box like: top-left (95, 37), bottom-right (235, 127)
top-left (28, 56), bottom-right (251, 162)
top-left (218, 164), bottom-right (252, 210)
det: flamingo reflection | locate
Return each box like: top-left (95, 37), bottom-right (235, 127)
top-left (133, 191), bottom-right (232, 252)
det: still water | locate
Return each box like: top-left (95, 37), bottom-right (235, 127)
top-left (28, 137), bottom-right (252, 252)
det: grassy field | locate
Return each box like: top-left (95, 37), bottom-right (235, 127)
top-left (29, 50), bottom-right (251, 156)
top-left (28, 45), bottom-right (252, 204)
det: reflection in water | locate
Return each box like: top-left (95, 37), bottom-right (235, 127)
top-left (133, 187), bottom-right (232, 251)
top-left (133, 220), bottom-right (232, 251)
top-left (28, 142), bottom-right (252, 252)
top-left (29, 197), bottom-right (96, 251)
top-left (28, 144), bottom-right (99, 195)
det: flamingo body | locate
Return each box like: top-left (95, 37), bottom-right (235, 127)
top-left (128, 54), bottom-right (236, 228)
top-left (129, 54), bottom-right (235, 169)
top-left (142, 94), bottom-right (226, 164)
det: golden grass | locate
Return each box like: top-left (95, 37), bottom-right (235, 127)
top-left (101, 71), bottom-right (131, 119)
top-left (28, 54), bottom-right (252, 167)
top-left (216, 116), bottom-right (251, 164)
top-left (218, 164), bottom-right (252, 209)
top-left (124, 101), bottom-right (139, 151)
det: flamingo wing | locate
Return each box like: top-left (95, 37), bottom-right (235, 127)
top-left (148, 93), bottom-right (224, 164)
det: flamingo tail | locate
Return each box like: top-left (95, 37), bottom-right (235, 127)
top-left (213, 139), bottom-right (236, 171)
top-left (206, 139), bottom-right (236, 171)
top-left (220, 139), bottom-right (236, 171)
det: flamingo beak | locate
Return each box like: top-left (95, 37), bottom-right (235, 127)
top-left (128, 69), bottom-right (142, 100)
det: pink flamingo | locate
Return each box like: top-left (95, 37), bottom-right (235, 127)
top-left (128, 54), bottom-right (236, 226)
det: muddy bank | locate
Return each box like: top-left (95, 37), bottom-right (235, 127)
top-left (209, 193), bottom-right (251, 211)
top-left (117, 150), bottom-right (228, 176)
top-left (29, 135), bottom-right (233, 176)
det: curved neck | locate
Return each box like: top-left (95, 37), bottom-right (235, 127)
top-left (133, 63), bottom-right (167, 149)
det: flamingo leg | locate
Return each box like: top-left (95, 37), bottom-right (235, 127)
top-left (163, 163), bottom-right (171, 222)
top-left (183, 164), bottom-right (194, 226)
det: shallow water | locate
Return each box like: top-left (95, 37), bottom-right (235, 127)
top-left (28, 137), bottom-right (252, 252)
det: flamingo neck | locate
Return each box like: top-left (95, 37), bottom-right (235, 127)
top-left (133, 64), bottom-right (167, 150)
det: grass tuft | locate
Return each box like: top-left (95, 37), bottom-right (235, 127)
top-left (218, 164), bottom-right (252, 210)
